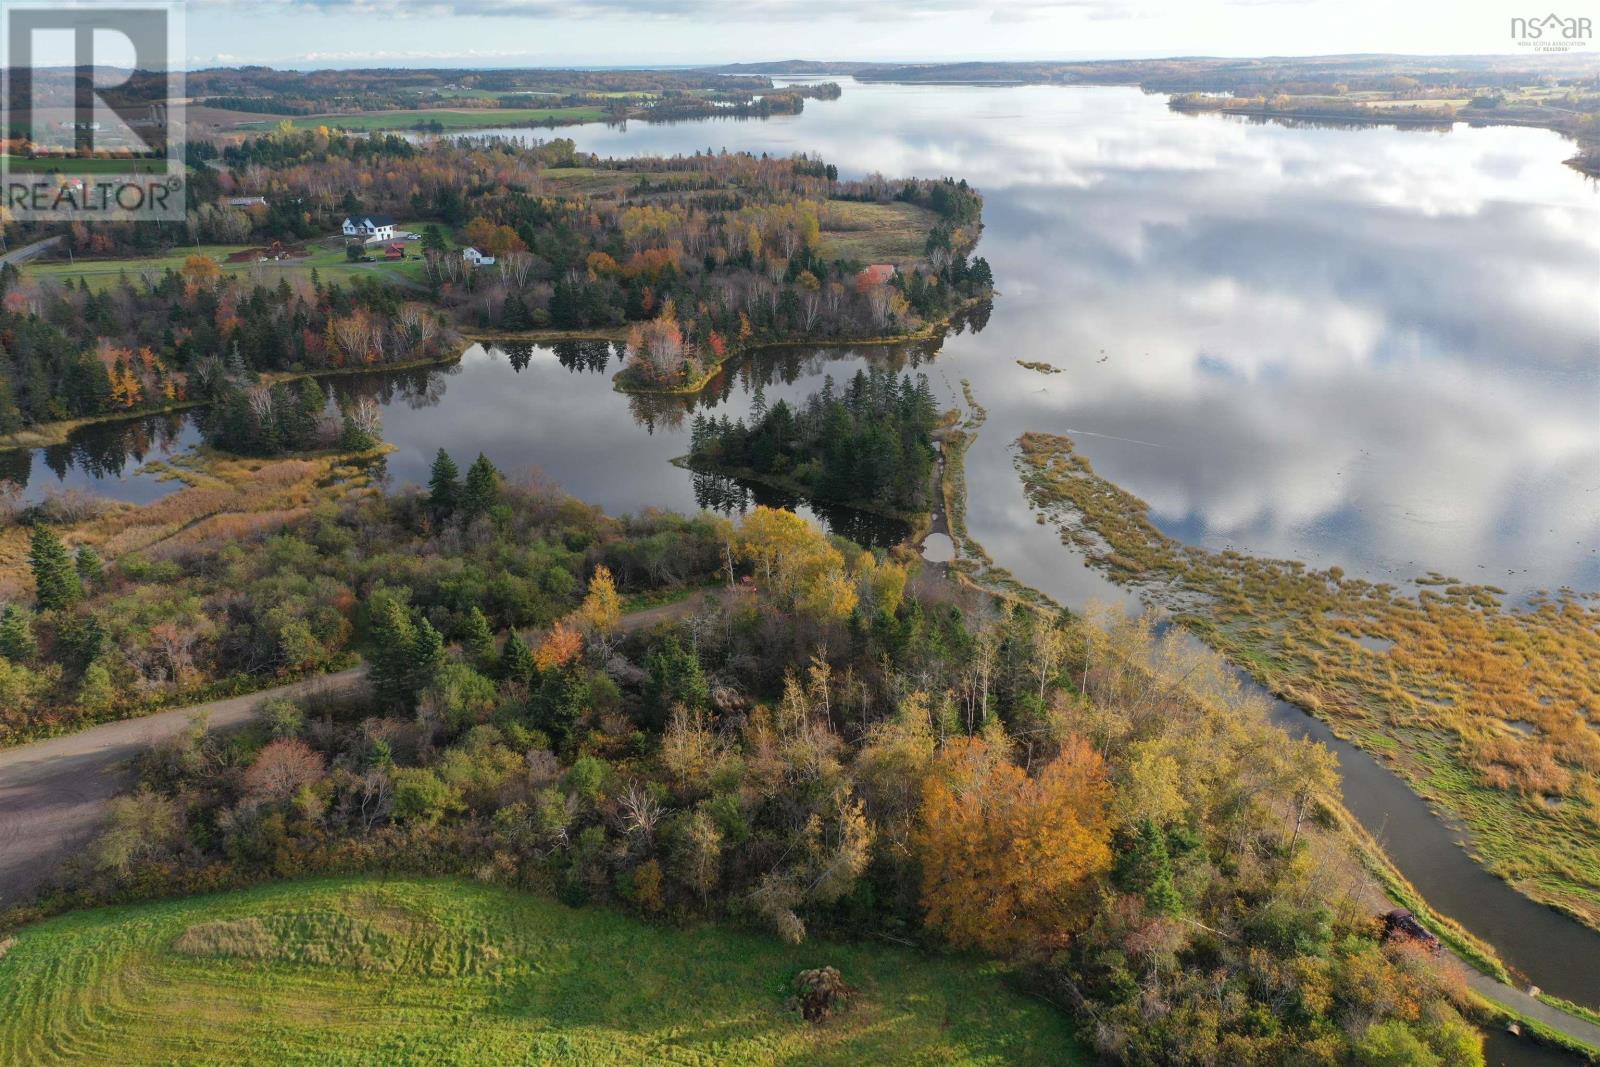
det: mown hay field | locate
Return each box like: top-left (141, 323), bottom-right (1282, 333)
top-left (0, 877), bottom-right (1082, 1066)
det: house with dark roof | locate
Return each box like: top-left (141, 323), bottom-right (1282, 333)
top-left (341, 215), bottom-right (396, 242)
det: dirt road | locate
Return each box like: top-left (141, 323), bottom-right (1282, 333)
top-left (0, 592), bottom-right (710, 907)
top-left (0, 670), bottom-right (368, 906)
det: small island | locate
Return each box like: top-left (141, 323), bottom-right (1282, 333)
top-left (683, 367), bottom-right (943, 521)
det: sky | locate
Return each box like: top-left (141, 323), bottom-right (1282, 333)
top-left (160, 0), bottom-right (1570, 69)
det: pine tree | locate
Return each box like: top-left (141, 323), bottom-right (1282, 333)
top-left (427, 448), bottom-right (460, 520)
top-left (1114, 819), bottom-right (1182, 915)
top-left (461, 606), bottom-right (496, 669)
top-left (498, 628), bottom-right (536, 684)
top-left (409, 617), bottom-right (447, 697)
top-left (75, 546), bottom-right (104, 588)
top-left (0, 604), bottom-right (36, 663)
top-left (29, 526), bottom-right (82, 612)
top-left (368, 590), bottom-right (420, 710)
top-left (461, 453), bottom-right (500, 520)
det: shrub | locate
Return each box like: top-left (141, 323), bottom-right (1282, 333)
top-left (241, 739), bottom-right (327, 803)
top-left (792, 967), bottom-right (853, 1023)
top-left (391, 768), bottom-right (464, 827)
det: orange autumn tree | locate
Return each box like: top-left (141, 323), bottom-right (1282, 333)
top-left (534, 620), bottom-right (584, 672)
top-left (915, 731), bottom-right (1112, 954)
top-left (180, 254), bottom-right (221, 293)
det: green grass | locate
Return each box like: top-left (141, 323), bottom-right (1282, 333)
top-left (817, 201), bottom-right (940, 264)
top-left (20, 236), bottom-right (435, 292)
top-left (541, 167), bottom-right (710, 196)
top-left (0, 155), bottom-right (167, 175)
top-left (0, 877), bottom-right (1082, 1066)
top-left (243, 106), bottom-right (609, 132)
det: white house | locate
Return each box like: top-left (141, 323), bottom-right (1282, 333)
top-left (341, 215), bottom-right (396, 242)
top-left (462, 246), bottom-right (496, 267)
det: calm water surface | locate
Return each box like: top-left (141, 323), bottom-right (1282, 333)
top-left (10, 79), bottom-right (1600, 1028)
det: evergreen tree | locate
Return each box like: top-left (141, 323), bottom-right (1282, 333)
top-left (532, 669), bottom-right (584, 744)
top-left (0, 604), bottom-right (36, 663)
top-left (427, 448), bottom-right (460, 520)
top-left (498, 628), bottom-right (536, 684)
top-left (1114, 819), bottom-right (1182, 915)
top-left (461, 606), bottom-right (496, 669)
top-left (409, 617), bottom-right (447, 697)
top-left (462, 453), bottom-right (500, 520)
top-left (368, 590), bottom-right (420, 710)
top-left (500, 290), bottom-right (531, 329)
top-left (75, 546), bottom-right (104, 588)
top-left (645, 636), bottom-right (709, 719)
top-left (29, 526), bottom-right (81, 612)
top-left (58, 611), bottom-right (106, 669)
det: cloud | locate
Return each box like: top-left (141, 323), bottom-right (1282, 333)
top-left (198, 0), bottom-right (1137, 21)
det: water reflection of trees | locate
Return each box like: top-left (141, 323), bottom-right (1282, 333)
top-left (325, 364), bottom-right (455, 412)
top-left (1, 412), bottom-right (194, 493)
top-left (692, 469), bottom-right (908, 548)
top-left (1223, 112), bottom-right (1453, 135)
top-left (491, 340), bottom-right (617, 375)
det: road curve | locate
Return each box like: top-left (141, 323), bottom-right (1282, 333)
top-left (0, 592), bottom-right (710, 908)
top-left (0, 668), bottom-right (367, 907)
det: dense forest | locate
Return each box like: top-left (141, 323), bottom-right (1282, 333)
top-left (4, 479), bottom-right (1487, 1067)
top-left (0, 262), bottom-right (458, 432)
top-left (688, 368), bottom-right (941, 515)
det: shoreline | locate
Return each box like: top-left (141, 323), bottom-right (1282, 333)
top-left (612, 295), bottom-right (994, 397)
top-left (1167, 99), bottom-right (1600, 176)
top-left (669, 454), bottom-right (930, 531)
top-left (0, 329), bottom-right (633, 452)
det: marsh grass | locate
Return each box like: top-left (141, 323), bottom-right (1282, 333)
top-left (1015, 431), bottom-right (1600, 930)
top-left (0, 877), bottom-right (1081, 1066)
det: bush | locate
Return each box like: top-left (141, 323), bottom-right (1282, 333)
top-left (792, 966), bottom-right (853, 1023)
top-left (391, 768), bottom-right (463, 827)
top-left (260, 699), bottom-right (305, 739)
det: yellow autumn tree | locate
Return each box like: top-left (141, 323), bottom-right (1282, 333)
top-left (733, 506), bottom-right (856, 621)
top-left (579, 565), bottom-right (622, 635)
top-left (180, 254), bottom-right (220, 293)
top-left (915, 732), bottom-right (1113, 954)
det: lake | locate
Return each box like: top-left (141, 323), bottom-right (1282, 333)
top-left (7, 79), bottom-right (1600, 1041)
top-left (19, 79), bottom-right (1598, 598)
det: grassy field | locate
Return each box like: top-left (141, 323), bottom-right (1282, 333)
top-left (542, 166), bottom-right (710, 196)
top-left (0, 877), bottom-right (1081, 1066)
top-left (818, 201), bottom-right (940, 264)
top-left (19, 236), bottom-right (434, 292)
top-left (0, 156), bottom-right (168, 175)
top-left (242, 106), bottom-right (609, 132)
